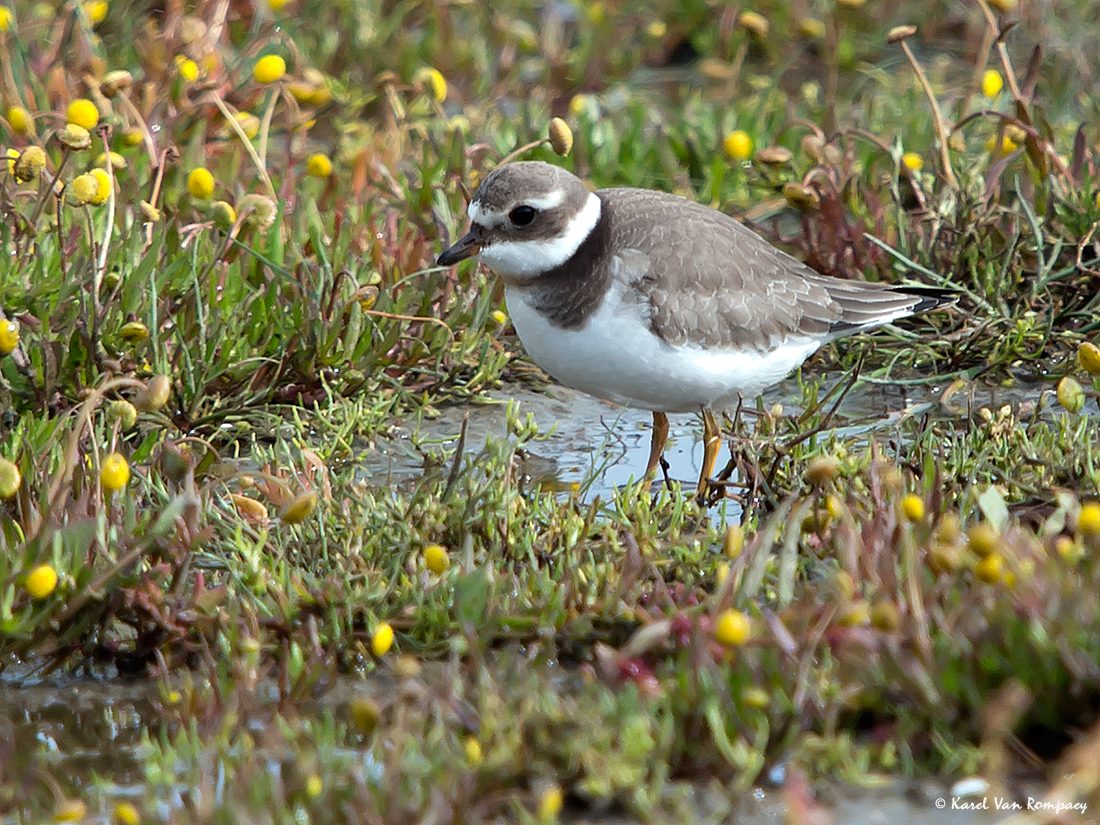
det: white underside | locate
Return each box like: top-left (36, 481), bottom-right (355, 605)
top-left (505, 279), bottom-right (822, 413)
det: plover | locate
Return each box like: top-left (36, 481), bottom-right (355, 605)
top-left (438, 161), bottom-right (952, 501)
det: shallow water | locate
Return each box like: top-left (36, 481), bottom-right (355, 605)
top-left (360, 372), bottom-right (1057, 505)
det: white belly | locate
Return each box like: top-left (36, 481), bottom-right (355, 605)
top-left (505, 282), bottom-right (821, 413)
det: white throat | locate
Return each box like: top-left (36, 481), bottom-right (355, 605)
top-left (474, 191), bottom-right (602, 284)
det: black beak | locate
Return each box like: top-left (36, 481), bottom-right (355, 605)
top-left (437, 228), bottom-right (483, 266)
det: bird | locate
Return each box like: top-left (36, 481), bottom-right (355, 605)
top-left (437, 161), bottom-right (953, 502)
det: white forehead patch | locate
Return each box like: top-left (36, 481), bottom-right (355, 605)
top-left (467, 199), bottom-right (499, 227)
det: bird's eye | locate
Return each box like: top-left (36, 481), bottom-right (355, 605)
top-left (509, 205), bottom-right (537, 227)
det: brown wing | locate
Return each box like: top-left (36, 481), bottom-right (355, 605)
top-left (602, 188), bottom-right (930, 351)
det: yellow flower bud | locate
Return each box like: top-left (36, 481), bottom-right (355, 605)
top-left (424, 544), bottom-right (449, 574)
top-left (101, 451), bottom-right (131, 493)
top-left (305, 153), bottom-right (333, 177)
top-left (371, 622), bottom-right (394, 656)
top-left (253, 54), bottom-right (286, 84)
top-left (1077, 341), bottom-right (1100, 376)
top-left (0, 319), bottom-right (19, 355)
top-left (25, 564), bottom-right (58, 598)
top-left (187, 167), bottom-right (215, 199)
top-left (981, 69), bottom-right (1004, 98)
top-left (67, 98), bottom-right (100, 130)
top-left (280, 490), bottom-right (318, 524)
top-left (901, 152), bottom-right (924, 171)
top-left (723, 130), bottom-right (753, 161)
top-left (901, 494), bottom-right (925, 521)
top-left (714, 608), bottom-right (751, 646)
top-left (1057, 375), bottom-right (1085, 413)
top-left (7, 105), bottom-right (32, 135)
top-left (0, 457), bottom-right (20, 498)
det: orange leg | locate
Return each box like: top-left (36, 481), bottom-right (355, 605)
top-left (642, 411), bottom-right (670, 490)
top-left (696, 407), bottom-right (721, 504)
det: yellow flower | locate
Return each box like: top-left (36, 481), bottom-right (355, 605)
top-left (1079, 502), bottom-right (1100, 540)
top-left (279, 491), bottom-right (318, 524)
top-left (1057, 375), bottom-right (1085, 413)
top-left (985, 133), bottom-right (1017, 154)
top-left (101, 451), bottom-right (131, 493)
top-left (268, 0), bottom-right (292, 10)
top-left (233, 111), bottom-right (260, 139)
top-left (89, 167), bottom-right (111, 204)
top-left (901, 152), bottom-right (924, 172)
top-left (0, 320), bottom-right (19, 355)
top-left (1077, 341), bottom-right (1100, 376)
top-left (54, 801), bottom-right (87, 823)
top-left (176, 57), bottom-right (199, 82)
top-left (0, 457), bottom-right (20, 498)
top-left (85, 0), bottom-right (108, 22)
top-left (120, 127), bottom-right (144, 146)
top-left (424, 544), bottom-right (449, 574)
top-left (724, 523), bottom-right (744, 557)
top-left (7, 105), bottom-right (31, 135)
top-left (421, 67), bottom-right (447, 103)
top-left (901, 494), bottom-right (925, 521)
top-left (187, 167), bottom-right (215, 199)
top-left (736, 11), bottom-right (769, 40)
top-left (568, 94), bottom-right (591, 118)
top-left (96, 151), bottom-right (126, 170)
top-left (68, 173), bottom-right (99, 206)
top-left (305, 152), bottom-right (333, 177)
top-left (5, 147), bottom-right (17, 175)
top-left (25, 564), bottom-right (58, 599)
top-left (211, 200), bottom-right (237, 229)
top-left (113, 801), bottom-right (140, 825)
top-left (371, 622), bottom-right (394, 656)
top-left (723, 130), bottom-right (753, 161)
top-left (0, 6), bottom-right (13, 31)
top-left (253, 54), bottom-right (286, 84)
top-left (538, 785), bottom-right (563, 822)
top-left (981, 69), bottom-right (1004, 98)
top-left (464, 735), bottom-right (483, 765)
top-left (490, 309), bottom-right (507, 325)
top-left (974, 552), bottom-right (1004, 584)
top-left (84, 0), bottom-right (107, 24)
top-left (67, 98), bottom-right (100, 130)
top-left (304, 774), bottom-right (322, 799)
top-left (714, 608), bottom-right (751, 646)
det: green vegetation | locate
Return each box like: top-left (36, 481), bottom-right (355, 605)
top-left (1, 0), bottom-right (1100, 820)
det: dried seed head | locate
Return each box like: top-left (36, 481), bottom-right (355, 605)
top-left (887, 25), bottom-right (917, 44)
top-left (100, 70), bottom-right (133, 98)
top-left (107, 399), bottom-right (138, 429)
top-left (135, 374), bottom-right (171, 412)
top-left (737, 11), bottom-right (769, 40)
top-left (13, 145), bottom-right (46, 181)
top-left (238, 194), bottom-right (277, 232)
top-left (753, 145), bottom-right (793, 165)
top-left (1057, 375), bottom-right (1085, 413)
top-left (548, 117), bottom-right (573, 156)
top-left (58, 123), bottom-right (92, 150)
top-left (781, 181), bottom-right (819, 211)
